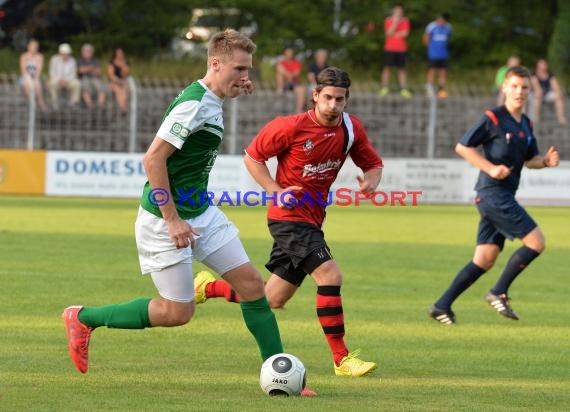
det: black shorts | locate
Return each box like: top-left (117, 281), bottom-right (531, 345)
top-left (428, 59), bottom-right (449, 69)
top-left (384, 51), bottom-right (407, 68)
top-left (265, 220), bottom-right (333, 286)
top-left (475, 191), bottom-right (537, 250)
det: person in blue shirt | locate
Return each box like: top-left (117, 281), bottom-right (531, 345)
top-left (428, 66), bottom-right (560, 325)
top-left (423, 13), bottom-right (452, 98)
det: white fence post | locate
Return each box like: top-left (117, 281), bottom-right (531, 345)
top-left (426, 84), bottom-right (437, 159)
top-left (128, 76), bottom-right (138, 153)
top-left (228, 98), bottom-right (238, 154)
top-left (26, 80), bottom-right (36, 150)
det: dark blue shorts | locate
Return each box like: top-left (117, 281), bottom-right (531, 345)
top-left (475, 191), bottom-right (537, 250)
top-left (428, 58), bottom-right (449, 69)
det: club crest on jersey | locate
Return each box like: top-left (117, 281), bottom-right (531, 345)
top-left (518, 131), bottom-right (525, 139)
top-left (303, 139), bottom-right (314, 156)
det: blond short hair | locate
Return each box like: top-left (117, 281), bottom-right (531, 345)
top-left (207, 29), bottom-right (256, 62)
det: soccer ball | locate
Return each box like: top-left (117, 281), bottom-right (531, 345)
top-left (259, 353), bottom-right (306, 396)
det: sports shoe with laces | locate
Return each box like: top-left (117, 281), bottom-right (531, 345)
top-left (378, 87), bottom-right (390, 97)
top-left (428, 305), bottom-right (456, 325)
top-left (334, 349), bottom-right (377, 377)
top-left (194, 270), bottom-right (217, 304)
top-left (62, 306), bottom-right (93, 373)
top-left (400, 88), bottom-right (412, 98)
top-left (484, 292), bottom-right (519, 320)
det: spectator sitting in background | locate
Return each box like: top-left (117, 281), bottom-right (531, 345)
top-left (495, 55), bottom-right (520, 106)
top-left (78, 43), bottom-right (106, 109)
top-left (19, 38), bottom-right (48, 111)
top-left (107, 47), bottom-right (130, 114)
top-left (531, 58), bottom-right (567, 125)
top-left (275, 47), bottom-right (305, 113)
top-left (307, 48), bottom-right (329, 90)
top-left (48, 43), bottom-right (81, 110)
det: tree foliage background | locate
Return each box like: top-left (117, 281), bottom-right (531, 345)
top-left (3, 0), bottom-right (569, 75)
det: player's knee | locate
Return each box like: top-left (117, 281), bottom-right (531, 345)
top-left (166, 304), bottom-right (195, 326)
top-left (268, 295), bottom-right (288, 309)
top-left (529, 240), bottom-right (545, 254)
top-left (474, 255), bottom-right (496, 271)
top-left (523, 228), bottom-right (546, 253)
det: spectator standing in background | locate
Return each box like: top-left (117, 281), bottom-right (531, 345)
top-left (107, 47), bottom-right (130, 115)
top-left (423, 12), bottom-right (452, 99)
top-left (48, 43), bottom-right (81, 110)
top-left (78, 43), bottom-right (106, 109)
top-left (19, 38), bottom-right (48, 112)
top-left (379, 4), bottom-right (411, 98)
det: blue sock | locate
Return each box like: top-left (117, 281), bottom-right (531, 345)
top-left (490, 246), bottom-right (540, 295)
top-left (435, 261), bottom-right (486, 310)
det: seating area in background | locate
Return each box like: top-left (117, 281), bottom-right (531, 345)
top-left (1, 72), bottom-right (569, 159)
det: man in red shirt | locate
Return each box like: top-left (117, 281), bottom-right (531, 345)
top-left (276, 47), bottom-right (305, 113)
top-left (379, 4), bottom-right (412, 98)
top-left (196, 67), bottom-right (383, 378)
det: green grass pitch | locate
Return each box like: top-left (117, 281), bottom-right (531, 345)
top-left (0, 196), bottom-right (568, 411)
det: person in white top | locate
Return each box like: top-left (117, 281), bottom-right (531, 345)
top-left (19, 38), bottom-right (48, 111)
top-left (48, 43), bottom-right (81, 109)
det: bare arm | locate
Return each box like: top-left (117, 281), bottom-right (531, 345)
top-left (455, 143), bottom-right (511, 180)
top-left (386, 18), bottom-right (408, 38)
top-left (385, 18), bottom-right (399, 36)
top-left (357, 168), bottom-right (382, 194)
top-left (276, 63), bottom-right (295, 82)
top-left (550, 76), bottom-right (563, 96)
top-left (307, 72), bottom-right (316, 85)
top-left (530, 76), bottom-right (543, 99)
top-left (393, 28), bottom-right (409, 38)
top-left (107, 63), bottom-right (117, 82)
top-left (244, 155), bottom-right (301, 208)
top-left (525, 146), bottom-right (560, 169)
top-left (37, 55), bottom-right (44, 77)
top-left (143, 137), bottom-right (199, 248)
top-left (120, 63), bottom-right (130, 77)
top-left (19, 54), bottom-right (26, 76)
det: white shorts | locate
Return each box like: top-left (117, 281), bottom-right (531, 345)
top-left (135, 205), bottom-right (242, 274)
top-left (150, 237), bottom-right (251, 302)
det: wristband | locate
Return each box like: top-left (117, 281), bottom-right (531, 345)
top-left (543, 158), bottom-right (549, 168)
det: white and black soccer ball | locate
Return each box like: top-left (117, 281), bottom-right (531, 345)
top-left (259, 353), bottom-right (306, 396)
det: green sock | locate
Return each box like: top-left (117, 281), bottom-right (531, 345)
top-left (78, 298), bottom-right (151, 329)
top-left (240, 296), bottom-right (284, 361)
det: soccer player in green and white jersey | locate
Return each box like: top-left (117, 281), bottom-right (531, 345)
top-left (62, 29), bottom-right (285, 377)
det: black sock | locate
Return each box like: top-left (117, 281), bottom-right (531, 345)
top-left (490, 246), bottom-right (540, 295)
top-left (435, 261), bottom-right (486, 310)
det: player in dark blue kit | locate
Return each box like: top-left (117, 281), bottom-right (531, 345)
top-left (428, 66), bottom-right (560, 325)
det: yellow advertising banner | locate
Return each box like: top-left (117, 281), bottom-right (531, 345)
top-left (0, 150), bottom-right (46, 195)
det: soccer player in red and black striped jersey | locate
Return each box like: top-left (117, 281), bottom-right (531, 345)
top-left (195, 67), bottom-right (383, 377)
